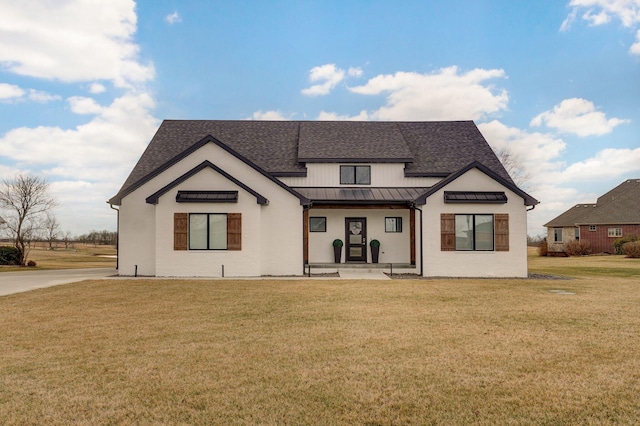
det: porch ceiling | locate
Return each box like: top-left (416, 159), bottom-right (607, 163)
top-left (293, 187), bottom-right (428, 204)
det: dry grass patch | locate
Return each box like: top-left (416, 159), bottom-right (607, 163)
top-left (528, 246), bottom-right (640, 279)
top-left (0, 244), bottom-right (116, 272)
top-left (2, 277), bottom-right (640, 424)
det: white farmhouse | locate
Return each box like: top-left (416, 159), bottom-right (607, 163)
top-left (109, 120), bottom-right (538, 277)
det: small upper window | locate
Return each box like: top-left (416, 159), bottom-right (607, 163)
top-left (340, 165), bottom-right (370, 185)
top-left (608, 228), bottom-right (622, 237)
top-left (589, 225), bottom-right (596, 231)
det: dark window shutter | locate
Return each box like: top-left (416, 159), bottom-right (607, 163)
top-left (495, 214), bottom-right (509, 252)
top-left (227, 213), bottom-right (242, 251)
top-left (441, 213), bottom-right (455, 251)
top-left (174, 213), bottom-right (188, 250)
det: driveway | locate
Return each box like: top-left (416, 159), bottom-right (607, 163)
top-left (0, 268), bottom-right (116, 297)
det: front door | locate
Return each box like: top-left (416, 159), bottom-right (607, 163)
top-left (346, 218), bottom-right (367, 262)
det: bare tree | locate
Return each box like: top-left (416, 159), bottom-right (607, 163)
top-left (43, 213), bottom-right (60, 249)
top-left (0, 175), bottom-right (57, 265)
top-left (62, 230), bottom-right (74, 249)
top-left (496, 147), bottom-right (532, 190)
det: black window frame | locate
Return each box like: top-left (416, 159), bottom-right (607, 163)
top-left (455, 214), bottom-right (495, 251)
top-left (189, 213), bottom-right (228, 250)
top-left (309, 217), bottom-right (327, 232)
top-left (385, 217), bottom-right (403, 233)
top-left (340, 165), bottom-right (371, 185)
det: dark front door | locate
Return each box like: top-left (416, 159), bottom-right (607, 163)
top-left (346, 218), bottom-right (367, 262)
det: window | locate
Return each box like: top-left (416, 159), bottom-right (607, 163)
top-left (340, 165), bottom-right (370, 185)
top-left (589, 225), bottom-right (596, 231)
top-left (575, 228), bottom-right (580, 240)
top-left (455, 214), bottom-right (494, 251)
top-left (309, 217), bottom-right (327, 232)
top-left (385, 217), bottom-right (402, 232)
top-left (554, 228), bottom-right (563, 242)
top-left (608, 227), bottom-right (622, 237)
top-left (174, 213), bottom-right (241, 251)
top-left (190, 214), bottom-right (227, 250)
top-left (441, 214), bottom-right (508, 252)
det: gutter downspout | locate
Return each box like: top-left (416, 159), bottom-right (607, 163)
top-left (109, 203), bottom-right (119, 271)
top-left (410, 203), bottom-right (424, 277)
top-left (526, 205), bottom-right (536, 212)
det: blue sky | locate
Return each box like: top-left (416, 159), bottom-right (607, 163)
top-left (1, 0), bottom-right (639, 236)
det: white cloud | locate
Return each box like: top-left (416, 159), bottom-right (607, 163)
top-left (348, 66), bottom-right (508, 121)
top-left (348, 67), bottom-right (363, 78)
top-left (558, 147), bottom-right (640, 181)
top-left (317, 110), bottom-right (370, 121)
top-left (0, 92), bottom-right (158, 187)
top-left (564, 0), bottom-right (640, 54)
top-left (0, 0), bottom-right (154, 88)
top-left (165, 11), bottom-right (182, 25)
top-left (560, 7), bottom-right (579, 31)
top-left (530, 98), bottom-right (629, 136)
top-left (0, 83), bottom-right (25, 99)
top-left (0, 84), bottom-right (59, 103)
top-left (89, 83), bottom-right (107, 94)
top-left (28, 89), bottom-right (61, 103)
top-left (249, 110), bottom-right (291, 120)
top-left (631, 29), bottom-right (640, 53)
top-left (301, 64), bottom-right (346, 96)
top-left (479, 120), bottom-right (567, 180)
top-left (68, 96), bottom-right (104, 114)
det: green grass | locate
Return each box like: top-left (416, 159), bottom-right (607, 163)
top-left (2, 258), bottom-right (640, 424)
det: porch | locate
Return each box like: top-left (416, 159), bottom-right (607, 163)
top-left (304, 261), bottom-right (417, 278)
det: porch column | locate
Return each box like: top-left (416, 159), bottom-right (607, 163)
top-left (410, 208), bottom-right (416, 265)
top-left (303, 208), bottom-right (309, 264)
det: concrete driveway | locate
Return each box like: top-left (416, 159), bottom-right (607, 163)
top-left (0, 268), bottom-right (116, 297)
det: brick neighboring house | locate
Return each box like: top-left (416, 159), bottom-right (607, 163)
top-left (544, 179), bottom-right (640, 254)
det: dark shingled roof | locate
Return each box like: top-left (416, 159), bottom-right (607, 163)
top-left (298, 121), bottom-right (413, 162)
top-left (110, 120), bottom-right (514, 205)
top-left (544, 204), bottom-right (597, 227)
top-left (545, 179), bottom-right (640, 227)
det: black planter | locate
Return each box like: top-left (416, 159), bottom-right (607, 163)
top-left (371, 246), bottom-right (380, 263)
top-left (333, 246), bottom-right (342, 263)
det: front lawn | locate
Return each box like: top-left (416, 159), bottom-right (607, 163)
top-left (2, 270), bottom-right (639, 424)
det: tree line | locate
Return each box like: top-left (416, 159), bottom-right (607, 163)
top-left (0, 174), bottom-right (116, 266)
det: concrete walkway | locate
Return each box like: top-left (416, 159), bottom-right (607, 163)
top-left (338, 269), bottom-right (391, 280)
top-left (0, 268), bottom-right (116, 297)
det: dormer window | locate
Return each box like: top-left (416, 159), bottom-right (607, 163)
top-left (340, 165), bottom-right (371, 185)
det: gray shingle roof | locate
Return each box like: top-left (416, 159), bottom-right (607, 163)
top-left (544, 204), bottom-right (597, 227)
top-left (110, 120), bottom-right (514, 205)
top-left (544, 179), bottom-right (640, 227)
top-left (298, 121), bottom-right (413, 162)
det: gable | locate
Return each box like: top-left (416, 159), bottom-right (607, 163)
top-left (415, 161), bottom-right (538, 206)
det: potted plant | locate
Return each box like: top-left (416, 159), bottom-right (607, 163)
top-left (370, 239), bottom-right (380, 263)
top-left (332, 239), bottom-right (343, 263)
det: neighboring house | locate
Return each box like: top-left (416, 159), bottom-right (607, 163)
top-left (109, 120), bottom-right (538, 278)
top-left (544, 179), bottom-right (640, 254)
